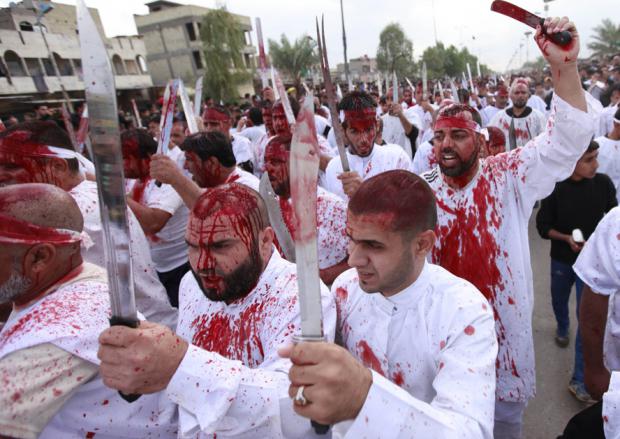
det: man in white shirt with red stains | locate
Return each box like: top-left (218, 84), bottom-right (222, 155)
top-left (324, 91), bottom-right (412, 201)
top-left (264, 134), bottom-right (349, 284)
top-left (0, 184), bottom-right (176, 439)
top-left (280, 170), bottom-right (497, 438)
top-left (422, 18), bottom-right (600, 438)
top-left (98, 184), bottom-right (336, 438)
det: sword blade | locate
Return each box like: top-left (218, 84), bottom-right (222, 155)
top-left (490, 0), bottom-right (540, 29)
top-left (178, 79), bottom-right (198, 134)
top-left (316, 16), bottom-right (349, 172)
top-left (157, 79), bottom-right (179, 155)
top-left (259, 173), bottom-right (296, 262)
top-left (273, 69), bottom-right (295, 127)
top-left (194, 76), bottom-right (203, 117)
top-left (422, 63), bottom-right (428, 100)
top-left (290, 93), bottom-right (323, 339)
top-left (77, 0), bottom-right (137, 325)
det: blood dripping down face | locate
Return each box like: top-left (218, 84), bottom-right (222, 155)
top-left (186, 184), bottom-right (267, 303)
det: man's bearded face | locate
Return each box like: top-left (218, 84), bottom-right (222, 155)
top-left (272, 108), bottom-right (289, 136)
top-left (433, 124), bottom-right (480, 177)
top-left (510, 84), bottom-right (529, 109)
top-left (264, 140), bottom-right (290, 197)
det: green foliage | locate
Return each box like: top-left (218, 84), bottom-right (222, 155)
top-left (376, 23), bottom-right (415, 77)
top-left (200, 7), bottom-right (251, 102)
top-left (420, 42), bottom-right (490, 79)
top-left (268, 34), bottom-right (318, 92)
top-left (587, 19), bottom-right (620, 58)
top-left (518, 56), bottom-right (547, 72)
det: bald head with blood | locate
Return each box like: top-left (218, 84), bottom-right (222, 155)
top-left (347, 170), bottom-right (437, 296)
top-left (0, 183), bottom-right (83, 306)
top-left (510, 78), bottom-right (530, 109)
top-left (186, 183), bottom-right (274, 304)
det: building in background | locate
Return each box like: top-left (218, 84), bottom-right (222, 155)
top-left (335, 55), bottom-right (379, 85)
top-left (0, 0), bottom-right (153, 117)
top-left (135, 0), bottom-right (257, 97)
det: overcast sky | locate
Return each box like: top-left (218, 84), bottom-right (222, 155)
top-left (3, 0), bottom-right (615, 71)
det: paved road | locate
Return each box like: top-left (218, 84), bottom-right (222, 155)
top-left (522, 210), bottom-right (592, 439)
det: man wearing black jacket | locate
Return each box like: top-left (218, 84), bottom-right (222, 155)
top-left (536, 139), bottom-right (617, 402)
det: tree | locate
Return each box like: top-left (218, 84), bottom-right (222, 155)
top-left (421, 42), bottom-right (490, 79)
top-left (587, 19), bottom-right (620, 58)
top-left (200, 8), bottom-right (251, 103)
top-left (376, 23), bottom-right (415, 78)
top-left (268, 34), bottom-right (318, 93)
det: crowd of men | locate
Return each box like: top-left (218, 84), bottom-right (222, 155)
top-left (0, 16), bottom-right (619, 439)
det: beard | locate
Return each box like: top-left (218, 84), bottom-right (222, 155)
top-left (513, 99), bottom-right (527, 109)
top-left (439, 148), bottom-right (479, 177)
top-left (192, 242), bottom-right (264, 304)
top-left (0, 271), bottom-right (31, 304)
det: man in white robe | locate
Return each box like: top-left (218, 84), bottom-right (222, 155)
top-left (280, 170), bottom-right (497, 438)
top-left (98, 184), bottom-right (337, 438)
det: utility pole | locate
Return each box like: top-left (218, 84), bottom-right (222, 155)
top-left (431, 0), bottom-right (438, 45)
top-left (36, 3), bottom-right (74, 112)
top-left (340, 0), bottom-right (350, 87)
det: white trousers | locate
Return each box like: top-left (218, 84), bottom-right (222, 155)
top-left (494, 400), bottom-right (527, 439)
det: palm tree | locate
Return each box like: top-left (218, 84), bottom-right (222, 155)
top-left (587, 19), bottom-right (620, 58)
top-left (268, 35), bottom-right (318, 93)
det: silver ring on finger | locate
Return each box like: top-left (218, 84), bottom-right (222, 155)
top-left (294, 385), bottom-right (309, 406)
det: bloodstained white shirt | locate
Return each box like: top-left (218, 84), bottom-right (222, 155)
top-left (488, 106), bottom-right (547, 150)
top-left (411, 140), bottom-right (436, 176)
top-left (277, 186), bottom-right (348, 270)
top-left (0, 263), bottom-right (177, 438)
top-left (325, 144), bottom-right (412, 201)
top-left (226, 167), bottom-right (260, 192)
top-left (423, 93), bottom-right (600, 402)
top-left (167, 250), bottom-right (337, 438)
top-left (331, 263), bottom-right (497, 438)
top-left (231, 135), bottom-right (254, 165)
top-left (604, 372), bottom-right (620, 439)
top-left (69, 180), bottom-right (178, 328)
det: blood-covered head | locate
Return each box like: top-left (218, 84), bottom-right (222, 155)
top-left (121, 128), bottom-right (157, 179)
top-left (485, 126), bottom-right (506, 156)
top-left (0, 183), bottom-right (83, 305)
top-left (264, 134), bottom-right (292, 198)
top-left (272, 96), bottom-right (300, 136)
top-left (261, 102), bottom-right (274, 135)
top-left (432, 104), bottom-right (484, 178)
top-left (203, 105), bottom-right (232, 134)
top-left (0, 121), bottom-right (77, 187)
top-left (186, 183), bottom-right (272, 303)
top-left (340, 91), bottom-right (377, 157)
top-left (510, 78), bottom-right (530, 109)
top-left (346, 170), bottom-right (437, 295)
top-left (180, 131), bottom-right (236, 188)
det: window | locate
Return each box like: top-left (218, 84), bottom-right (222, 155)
top-left (192, 51), bottom-right (203, 69)
top-left (4, 51), bottom-right (26, 76)
top-left (112, 54), bottom-right (125, 75)
top-left (136, 55), bottom-right (148, 74)
top-left (25, 58), bottom-right (42, 75)
top-left (72, 59), bottom-right (83, 79)
top-left (41, 58), bottom-right (54, 75)
top-left (53, 53), bottom-right (73, 76)
top-left (125, 59), bottom-right (139, 75)
top-left (19, 21), bottom-right (34, 32)
top-left (186, 23), bottom-right (196, 41)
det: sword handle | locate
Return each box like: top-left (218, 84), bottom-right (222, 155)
top-left (293, 335), bottom-right (330, 435)
top-left (109, 316), bottom-right (142, 403)
top-left (540, 18), bottom-right (572, 47)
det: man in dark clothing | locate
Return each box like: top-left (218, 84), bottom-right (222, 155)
top-left (536, 139), bottom-right (617, 402)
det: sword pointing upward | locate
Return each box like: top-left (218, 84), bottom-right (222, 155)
top-left (77, 0), bottom-right (138, 328)
top-left (290, 91), bottom-right (329, 435)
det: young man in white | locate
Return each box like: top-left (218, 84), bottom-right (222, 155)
top-left (380, 89), bottom-right (423, 159)
top-left (122, 128), bottom-right (190, 308)
top-left (324, 91), bottom-right (412, 201)
top-left (280, 170), bottom-right (497, 438)
top-left (595, 107), bottom-right (620, 203)
top-left (422, 18), bottom-right (600, 438)
top-left (98, 184), bottom-right (336, 438)
top-left (572, 206), bottom-right (620, 439)
top-left (203, 105), bottom-right (254, 174)
top-left (489, 78), bottom-right (547, 150)
top-left (0, 184), bottom-right (176, 438)
top-left (150, 131), bottom-right (259, 211)
top-left (0, 122), bottom-right (177, 329)
top-left (263, 134), bottom-right (349, 285)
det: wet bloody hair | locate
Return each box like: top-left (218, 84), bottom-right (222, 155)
top-left (203, 107), bottom-right (230, 122)
top-left (266, 133), bottom-right (293, 152)
top-left (348, 170), bottom-right (437, 234)
top-left (339, 91), bottom-right (376, 131)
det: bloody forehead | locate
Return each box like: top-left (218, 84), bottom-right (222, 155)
top-left (265, 139), bottom-right (289, 159)
top-left (203, 108), bottom-right (229, 122)
top-left (121, 136), bottom-right (140, 157)
top-left (272, 105), bottom-right (285, 117)
top-left (344, 108), bottom-right (376, 131)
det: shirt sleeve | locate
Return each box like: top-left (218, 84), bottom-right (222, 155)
top-left (145, 182), bottom-right (184, 215)
top-left (535, 189), bottom-right (557, 239)
top-left (573, 207), bottom-right (620, 296)
top-left (0, 343), bottom-right (98, 439)
top-left (338, 293), bottom-right (497, 439)
top-left (502, 93), bottom-right (600, 213)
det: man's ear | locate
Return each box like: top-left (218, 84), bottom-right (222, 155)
top-left (414, 229), bottom-right (436, 256)
top-left (22, 243), bottom-right (57, 279)
top-left (258, 227), bottom-right (275, 260)
top-left (49, 157), bottom-right (69, 175)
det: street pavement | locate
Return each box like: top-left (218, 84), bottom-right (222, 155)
top-left (523, 209), bottom-right (593, 439)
